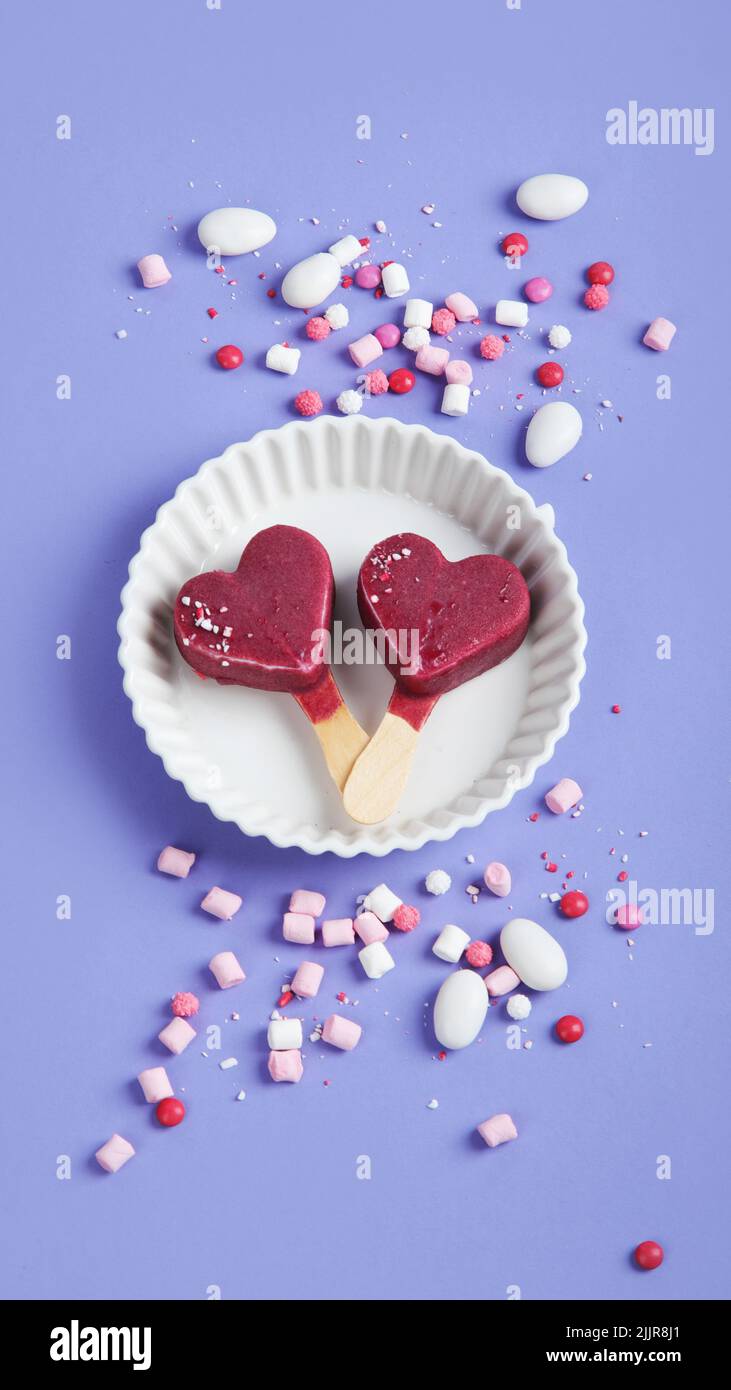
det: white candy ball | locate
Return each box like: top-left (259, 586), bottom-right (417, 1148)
top-left (506, 993), bottom-right (532, 1021)
top-left (548, 324), bottom-right (572, 350)
top-left (325, 303), bottom-right (349, 330)
top-left (425, 869), bottom-right (451, 896)
top-left (337, 389), bottom-right (363, 416)
top-left (402, 327), bottom-right (430, 351)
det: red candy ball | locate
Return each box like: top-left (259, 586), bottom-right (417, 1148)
top-left (587, 261), bottom-right (615, 286)
top-left (556, 1014), bottom-right (584, 1044)
top-left (501, 232), bottom-right (529, 258)
top-left (559, 890), bottom-right (589, 918)
top-left (634, 1241), bottom-right (664, 1271)
top-left (156, 1097), bottom-right (186, 1127)
top-left (215, 344), bottom-right (244, 370)
top-left (536, 361), bottom-right (564, 389)
top-left (389, 368), bottom-right (415, 395)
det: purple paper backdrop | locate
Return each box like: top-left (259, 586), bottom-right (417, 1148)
top-left (3, 0), bottom-right (729, 1301)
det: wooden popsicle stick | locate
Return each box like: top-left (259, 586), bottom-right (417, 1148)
top-left (294, 671), bottom-right (370, 793)
top-left (342, 689), bottom-right (439, 824)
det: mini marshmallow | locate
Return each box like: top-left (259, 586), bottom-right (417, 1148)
top-left (266, 343), bottom-right (301, 375)
top-left (545, 778), bottom-right (583, 814)
top-left (328, 234), bottom-right (363, 268)
top-left (506, 993), bottom-right (532, 1021)
top-left (484, 965), bottom-right (521, 996)
top-left (283, 911), bottom-right (316, 944)
top-left (321, 918), bottom-right (355, 947)
top-left (381, 262), bottom-right (410, 298)
top-left (201, 886), bottom-right (242, 921)
top-left (209, 950), bottom-right (246, 989)
top-left (354, 911), bottom-right (389, 945)
top-left (402, 326), bottom-right (430, 351)
top-left (157, 846), bottom-right (196, 878)
top-left (291, 960), bottom-right (324, 998)
top-left (441, 383), bottom-right (470, 417)
top-left (445, 359), bottom-right (473, 386)
top-left (158, 1017), bottom-right (196, 1055)
top-left (268, 1017), bottom-right (303, 1050)
top-left (477, 1113), bottom-right (518, 1148)
top-left (363, 883), bottom-right (402, 922)
top-left (643, 316), bottom-right (676, 351)
top-left (324, 302), bottom-right (349, 330)
top-left (95, 1134), bottom-right (135, 1174)
top-left (415, 344), bottom-right (449, 376)
top-left (404, 298), bottom-right (433, 329)
top-left (495, 299), bottom-right (529, 328)
top-left (268, 1049), bottom-right (303, 1082)
top-left (445, 291), bottom-right (478, 322)
top-left (484, 861), bottom-right (512, 897)
top-left (348, 333), bottom-right (383, 369)
top-left (137, 253), bottom-right (171, 288)
top-left (322, 1014), bottom-right (362, 1050)
top-left (137, 1066), bottom-right (173, 1103)
top-left (359, 940), bottom-right (396, 979)
top-left (290, 889), bottom-right (326, 917)
top-left (432, 923), bottom-right (470, 963)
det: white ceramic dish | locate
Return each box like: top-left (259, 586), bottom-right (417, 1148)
top-left (118, 417), bottom-right (586, 857)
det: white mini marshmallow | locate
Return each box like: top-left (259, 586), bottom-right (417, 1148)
top-left (496, 299), bottom-right (529, 328)
top-left (266, 343), bottom-right (301, 375)
top-left (267, 1017), bottom-right (304, 1050)
top-left (328, 234), bottom-right (364, 268)
top-left (324, 302), bottom-right (349, 330)
top-left (432, 924), bottom-right (471, 963)
top-left (359, 940), bottom-right (396, 979)
top-left (404, 298), bottom-right (433, 329)
top-left (363, 883), bottom-right (403, 922)
top-left (402, 326), bottom-right (430, 351)
top-left (441, 383), bottom-right (470, 417)
top-left (381, 262), bottom-right (410, 298)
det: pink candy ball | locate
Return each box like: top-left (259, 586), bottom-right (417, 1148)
top-left (305, 316), bottom-right (331, 341)
top-left (524, 276), bottom-right (553, 304)
top-left (480, 334), bottom-right (505, 360)
top-left (171, 991), bottom-right (199, 1018)
top-left (294, 389), bottom-right (323, 417)
top-left (365, 368), bottom-right (389, 395)
top-left (374, 322), bottom-right (400, 349)
top-left (432, 307), bottom-right (457, 336)
top-left (465, 940), bottom-right (493, 968)
top-left (584, 283), bottom-right (610, 310)
top-left (355, 264), bottom-right (382, 290)
top-left (616, 904), bottom-right (644, 930)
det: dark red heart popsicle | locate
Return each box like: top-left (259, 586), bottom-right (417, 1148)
top-left (342, 532), bottom-right (530, 823)
top-left (174, 525), bottom-right (368, 791)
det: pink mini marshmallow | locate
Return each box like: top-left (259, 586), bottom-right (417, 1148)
top-left (158, 1017), bottom-right (196, 1055)
top-left (157, 845), bottom-right (196, 878)
top-left (484, 861), bottom-right (511, 897)
top-left (348, 333), bottom-right (383, 368)
top-left (208, 950), bottom-right (246, 989)
top-left (445, 359), bottom-right (474, 386)
top-left (616, 903), bottom-right (645, 930)
top-left (137, 1066), bottom-right (173, 1103)
top-left (268, 1048), bottom-right (303, 1083)
top-left (643, 317), bottom-right (676, 352)
top-left (354, 911), bottom-right (389, 945)
top-left (322, 917), bottom-right (355, 947)
top-left (95, 1133), bottom-right (135, 1174)
top-left (484, 965), bottom-right (521, 996)
top-left (477, 1113), bottom-right (518, 1148)
top-left (137, 253), bottom-right (172, 288)
top-left (289, 889), bottom-right (326, 917)
top-left (545, 778), bottom-right (583, 814)
top-left (415, 344), bottom-right (449, 376)
top-left (322, 1014), bottom-right (362, 1051)
top-left (283, 911), bottom-right (315, 944)
top-left (445, 291), bottom-right (478, 322)
top-left (201, 886), bottom-right (242, 920)
top-left (291, 960), bottom-right (324, 999)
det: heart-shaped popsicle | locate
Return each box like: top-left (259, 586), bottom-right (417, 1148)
top-left (174, 525), bottom-right (368, 791)
top-left (342, 532), bottom-right (531, 823)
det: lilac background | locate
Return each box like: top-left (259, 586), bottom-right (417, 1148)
top-left (3, 0), bottom-right (729, 1301)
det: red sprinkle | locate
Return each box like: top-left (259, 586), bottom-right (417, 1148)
top-left (546, 862), bottom-right (558, 873)
top-left (336, 991), bottom-right (347, 1003)
top-left (266, 288), bottom-right (276, 298)
top-left (555, 1015), bottom-right (584, 1044)
top-left (612, 704), bottom-right (622, 714)
top-left (529, 812), bottom-right (540, 822)
top-left (206, 307), bottom-right (218, 319)
top-left (359, 236), bottom-right (370, 247)
top-left (278, 990), bottom-right (294, 1007)
top-left (617, 871), bottom-right (629, 882)
top-left (437, 1051), bottom-right (447, 1061)
top-left (215, 344), bottom-right (243, 370)
top-left (156, 1097), bottom-right (186, 1127)
top-left (341, 275), bottom-right (353, 288)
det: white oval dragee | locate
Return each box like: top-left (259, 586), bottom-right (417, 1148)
top-left (433, 969), bottom-right (489, 1049)
top-left (197, 207), bottom-right (276, 255)
top-left (526, 401), bottom-right (583, 467)
top-left (516, 174), bottom-right (588, 221)
top-left (281, 252), bottom-right (342, 309)
top-left (500, 917), bottom-right (568, 991)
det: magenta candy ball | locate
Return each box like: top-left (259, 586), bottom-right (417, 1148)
top-left (355, 264), bottom-right (382, 290)
top-left (374, 322), bottom-right (400, 349)
top-left (524, 276), bottom-right (553, 303)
